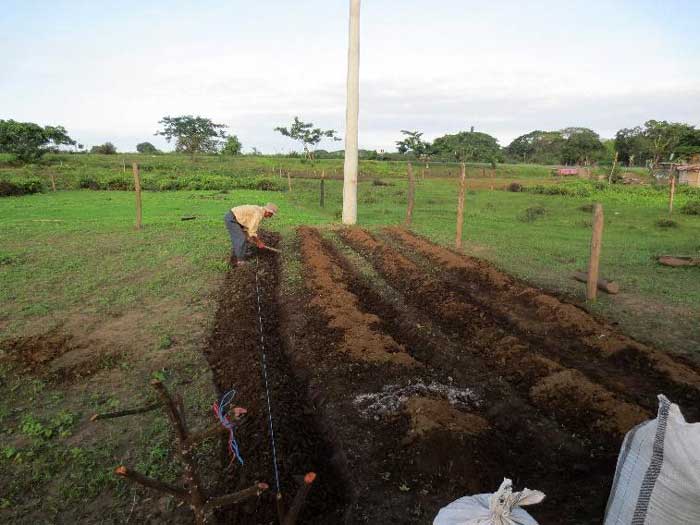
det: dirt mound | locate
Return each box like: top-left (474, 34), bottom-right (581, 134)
top-left (298, 227), bottom-right (416, 366)
top-left (383, 228), bottom-right (700, 418)
top-left (404, 397), bottom-right (490, 442)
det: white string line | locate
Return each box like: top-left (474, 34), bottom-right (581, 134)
top-left (254, 255), bottom-right (282, 494)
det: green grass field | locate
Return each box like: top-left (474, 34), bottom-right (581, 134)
top-left (1, 158), bottom-right (699, 522)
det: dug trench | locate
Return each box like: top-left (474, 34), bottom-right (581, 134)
top-left (331, 226), bottom-right (700, 523)
top-left (204, 232), bottom-right (349, 524)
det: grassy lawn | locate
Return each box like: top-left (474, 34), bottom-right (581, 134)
top-left (0, 174), bottom-right (698, 521)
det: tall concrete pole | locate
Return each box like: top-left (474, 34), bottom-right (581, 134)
top-left (342, 0), bottom-right (360, 224)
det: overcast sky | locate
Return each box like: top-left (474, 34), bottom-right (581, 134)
top-left (2, 0), bottom-right (699, 153)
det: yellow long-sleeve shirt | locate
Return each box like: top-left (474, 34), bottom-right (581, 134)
top-left (231, 205), bottom-right (266, 237)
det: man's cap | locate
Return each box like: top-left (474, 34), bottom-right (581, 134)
top-left (264, 203), bottom-right (279, 215)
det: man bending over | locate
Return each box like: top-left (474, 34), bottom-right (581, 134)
top-left (224, 202), bottom-right (278, 266)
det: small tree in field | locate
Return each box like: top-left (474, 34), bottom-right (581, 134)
top-left (274, 116), bottom-right (340, 160)
top-left (396, 130), bottom-right (432, 166)
top-left (90, 142), bottom-right (117, 154)
top-left (136, 142), bottom-right (160, 154)
top-left (0, 120), bottom-right (76, 162)
top-left (156, 115), bottom-right (228, 159)
top-left (221, 135), bottom-right (242, 155)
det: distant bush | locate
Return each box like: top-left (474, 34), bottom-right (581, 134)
top-left (104, 175), bottom-right (133, 190)
top-left (507, 182), bottom-right (522, 192)
top-left (79, 175), bottom-right (100, 190)
top-left (681, 201), bottom-right (700, 215)
top-left (579, 203), bottom-right (595, 212)
top-left (656, 218), bottom-right (678, 228)
top-left (0, 177), bottom-right (43, 196)
top-left (372, 179), bottom-right (392, 186)
top-left (90, 142), bottom-right (117, 154)
top-left (136, 142), bottom-right (160, 154)
top-left (524, 182), bottom-right (592, 197)
top-left (519, 205), bottom-right (547, 222)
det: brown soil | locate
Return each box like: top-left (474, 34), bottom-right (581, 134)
top-left (203, 232), bottom-right (348, 524)
top-left (298, 227), bottom-right (416, 366)
top-left (404, 398), bottom-right (490, 443)
top-left (382, 227), bottom-right (700, 418)
top-left (194, 226), bottom-right (700, 525)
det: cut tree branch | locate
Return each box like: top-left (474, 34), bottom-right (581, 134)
top-left (90, 402), bottom-right (160, 421)
top-left (115, 465), bottom-right (186, 499)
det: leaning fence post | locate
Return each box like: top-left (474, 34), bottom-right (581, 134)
top-left (320, 170), bottom-right (325, 208)
top-left (287, 171), bottom-right (292, 192)
top-left (455, 163), bottom-right (467, 249)
top-left (587, 203), bottom-right (604, 301)
top-left (132, 162), bottom-right (142, 230)
top-left (50, 173), bottom-right (57, 192)
top-left (669, 166), bottom-right (676, 215)
top-left (405, 162), bottom-right (415, 227)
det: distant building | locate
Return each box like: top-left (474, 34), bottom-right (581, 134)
top-left (677, 164), bottom-right (700, 187)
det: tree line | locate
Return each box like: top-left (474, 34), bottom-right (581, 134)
top-left (2, 115), bottom-right (698, 166)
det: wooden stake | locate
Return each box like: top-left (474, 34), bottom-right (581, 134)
top-left (455, 163), bottom-right (467, 249)
top-left (405, 162), bottom-right (415, 227)
top-left (282, 472), bottom-right (317, 525)
top-left (50, 173), bottom-right (56, 192)
top-left (320, 170), bottom-right (325, 208)
top-left (608, 151), bottom-right (618, 185)
top-left (287, 171), bottom-right (292, 192)
top-left (122, 158), bottom-right (126, 173)
top-left (587, 204), bottom-right (604, 301)
top-left (669, 166), bottom-right (676, 215)
top-left (132, 162), bottom-right (142, 230)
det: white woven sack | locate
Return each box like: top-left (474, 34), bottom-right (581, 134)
top-left (604, 394), bottom-right (700, 525)
top-left (433, 478), bottom-right (544, 525)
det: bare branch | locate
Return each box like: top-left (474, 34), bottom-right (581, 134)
top-left (115, 465), bottom-right (187, 500)
top-left (90, 402), bottom-right (160, 421)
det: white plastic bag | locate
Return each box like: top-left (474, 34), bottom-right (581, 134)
top-left (433, 478), bottom-right (545, 525)
top-left (604, 394), bottom-right (700, 525)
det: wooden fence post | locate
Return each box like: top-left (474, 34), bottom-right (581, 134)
top-left (669, 166), bottom-right (676, 215)
top-left (608, 151), bottom-right (618, 185)
top-left (404, 162), bottom-right (416, 227)
top-left (132, 162), bottom-right (142, 230)
top-left (455, 163), bottom-right (467, 249)
top-left (50, 173), bottom-right (57, 192)
top-left (320, 170), bottom-right (325, 208)
top-left (122, 158), bottom-right (126, 173)
top-left (287, 171), bottom-right (292, 192)
top-left (587, 203), bottom-right (604, 301)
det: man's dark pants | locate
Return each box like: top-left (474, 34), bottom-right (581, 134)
top-left (224, 211), bottom-right (247, 260)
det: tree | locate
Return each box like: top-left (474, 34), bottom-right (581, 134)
top-left (642, 120), bottom-right (693, 166)
top-left (136, 142), bottom-right (160, 154)
top-left (614, 126), bottom-right (650, 166)
top-left (155, 115), bottom-right (228, 159)
top-left (560, 127), bottom-right (605, 165)
top-left (0, 120), bottom-right (76, 162)
top-left (274, 116), bottom-right (340, 160)
top-left (396, 130), bottom-right (430, 159)
top-left (506, 130), bottom-right (565, 164)
top-left (431, 129), bottom-right (502, 163)
top-left (221, 135), bottom-right (242, 156)
top-left (90, 142), bottom-right (117, 154)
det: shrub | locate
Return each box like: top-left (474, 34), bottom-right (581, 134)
top-left (104, 175), bottom-right (132, 190)
top-left (78, 175), bottom-right (100, 190)
top-left (90, 142), bottom-right (117, 154)
top-left (507, 182), bottom-right (522, 192)
top-left (372, 179), bottom-right (391, 186)
top-left (579, 203), bottom-right (595, 212)
top-left (681, 201), bottom-right (700, 215)
top-left (519, 205), bottom-right (547, 222)
top-left (0, 177), bottom-right (43, 196)
top-left (656, 218), bottom-right (678, 228)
